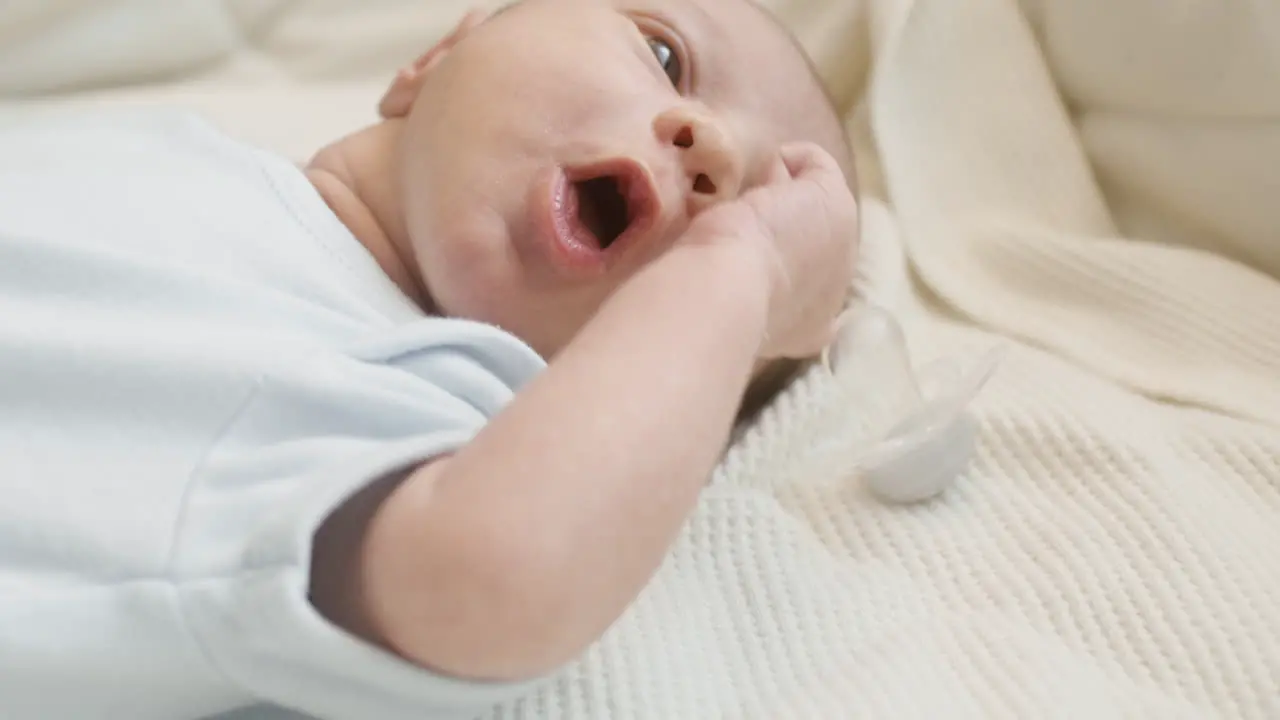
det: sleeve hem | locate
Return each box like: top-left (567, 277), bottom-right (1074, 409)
top-left (176, 436), bottom-right (547, 719)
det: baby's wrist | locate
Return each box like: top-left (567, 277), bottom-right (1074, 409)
top-left (678, 221), bottom-right (776, 286)
top-left (661, 237), bottom-right (774, 316)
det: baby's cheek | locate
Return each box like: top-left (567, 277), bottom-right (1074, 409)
top-left (432, 268), bottom-right (504, 323)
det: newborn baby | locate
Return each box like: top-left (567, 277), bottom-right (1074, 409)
top-left (0, 0), bottom-right (857, 718)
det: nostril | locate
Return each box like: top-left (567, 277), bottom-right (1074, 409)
top-left (673, 126), bottom-right (694, 149)
top-left (692, 173), bottom-right (717, 195)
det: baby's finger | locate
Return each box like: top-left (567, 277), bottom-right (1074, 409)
top-left (779, 142), bottom-right (842, 183)
top-left (763, 152), bottom-right (791, 187)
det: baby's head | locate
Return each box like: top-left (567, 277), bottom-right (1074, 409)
top-left (369, 0), bottom-right (856, 415)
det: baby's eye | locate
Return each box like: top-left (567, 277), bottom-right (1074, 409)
top-left (647, 36), bottom-right (683, 88)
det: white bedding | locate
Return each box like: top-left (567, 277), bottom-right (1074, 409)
top-left (2, 0), bottom-right (1278, 717)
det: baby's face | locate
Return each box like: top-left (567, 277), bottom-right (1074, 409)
top-left (395, 0), bottom-right (851, 358)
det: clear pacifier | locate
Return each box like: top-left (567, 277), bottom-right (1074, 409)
top-left (810, 303), bottom-right (1002, 503)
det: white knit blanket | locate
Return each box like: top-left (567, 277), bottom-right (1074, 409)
top-left (482, 0), bottom-right (1280, 717)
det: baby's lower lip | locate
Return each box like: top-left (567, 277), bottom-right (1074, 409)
top-left (536, 168), bottom-right (608, 274)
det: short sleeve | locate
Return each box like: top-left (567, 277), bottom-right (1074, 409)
top-left (171, 319), bottom-right (548, 719)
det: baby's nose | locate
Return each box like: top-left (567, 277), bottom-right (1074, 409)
top-left (653, 108), bottom-right (745, 216)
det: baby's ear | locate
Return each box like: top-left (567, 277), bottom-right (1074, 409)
top-left (378, 9), bottom-right (489, 119)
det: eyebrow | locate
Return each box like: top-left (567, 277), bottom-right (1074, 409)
top-left (681, 1), bottom-right (717, 39)
top-left (489, 1), bottom-right (520, 19)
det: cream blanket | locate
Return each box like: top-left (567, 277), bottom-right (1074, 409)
top-left (480, 0), bottom-right (1280, 718)
top-left (3, 0), bottom-right (1278, 717)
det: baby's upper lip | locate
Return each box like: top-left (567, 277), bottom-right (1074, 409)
top-left (563, 156), bottom-right (661, 255)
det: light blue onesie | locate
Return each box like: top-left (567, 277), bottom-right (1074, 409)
top-left (0, 110), bottom-right (547, 720)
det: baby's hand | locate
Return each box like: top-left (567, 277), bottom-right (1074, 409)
top-left (684, 142), bottom-right (857, 360)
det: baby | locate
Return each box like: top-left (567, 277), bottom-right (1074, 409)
top-left (0, 0), bottom-right (857, 718)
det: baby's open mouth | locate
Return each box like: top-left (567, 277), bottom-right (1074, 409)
top-left (574, 176), bottom-right (631, 250)
top-left (560, 159), bottom-right (657, 256)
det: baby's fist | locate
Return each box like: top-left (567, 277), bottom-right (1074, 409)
top-left (688, 142), bottom-right (857, 360)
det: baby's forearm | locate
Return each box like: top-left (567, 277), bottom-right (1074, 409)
top-left (363, 239), bottom-right (771, 681)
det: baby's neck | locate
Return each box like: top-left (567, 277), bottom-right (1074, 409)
top-left (306, 121), bottom-right (433, 311)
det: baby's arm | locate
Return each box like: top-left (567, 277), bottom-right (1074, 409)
top-left (314, 237), bottom-right (772, 682)
top-left (312, 143), bottom-right (852, 689)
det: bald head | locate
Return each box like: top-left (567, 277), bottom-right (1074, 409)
top-left (739, 0), bottom-right (855, 178)
top-left (367, 0), bottom-right (859, 370)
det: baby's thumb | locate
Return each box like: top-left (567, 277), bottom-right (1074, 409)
top-left (779, 142), bottom-right (839, 181)
top-left (763, 152), bottom-right (791, 187)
